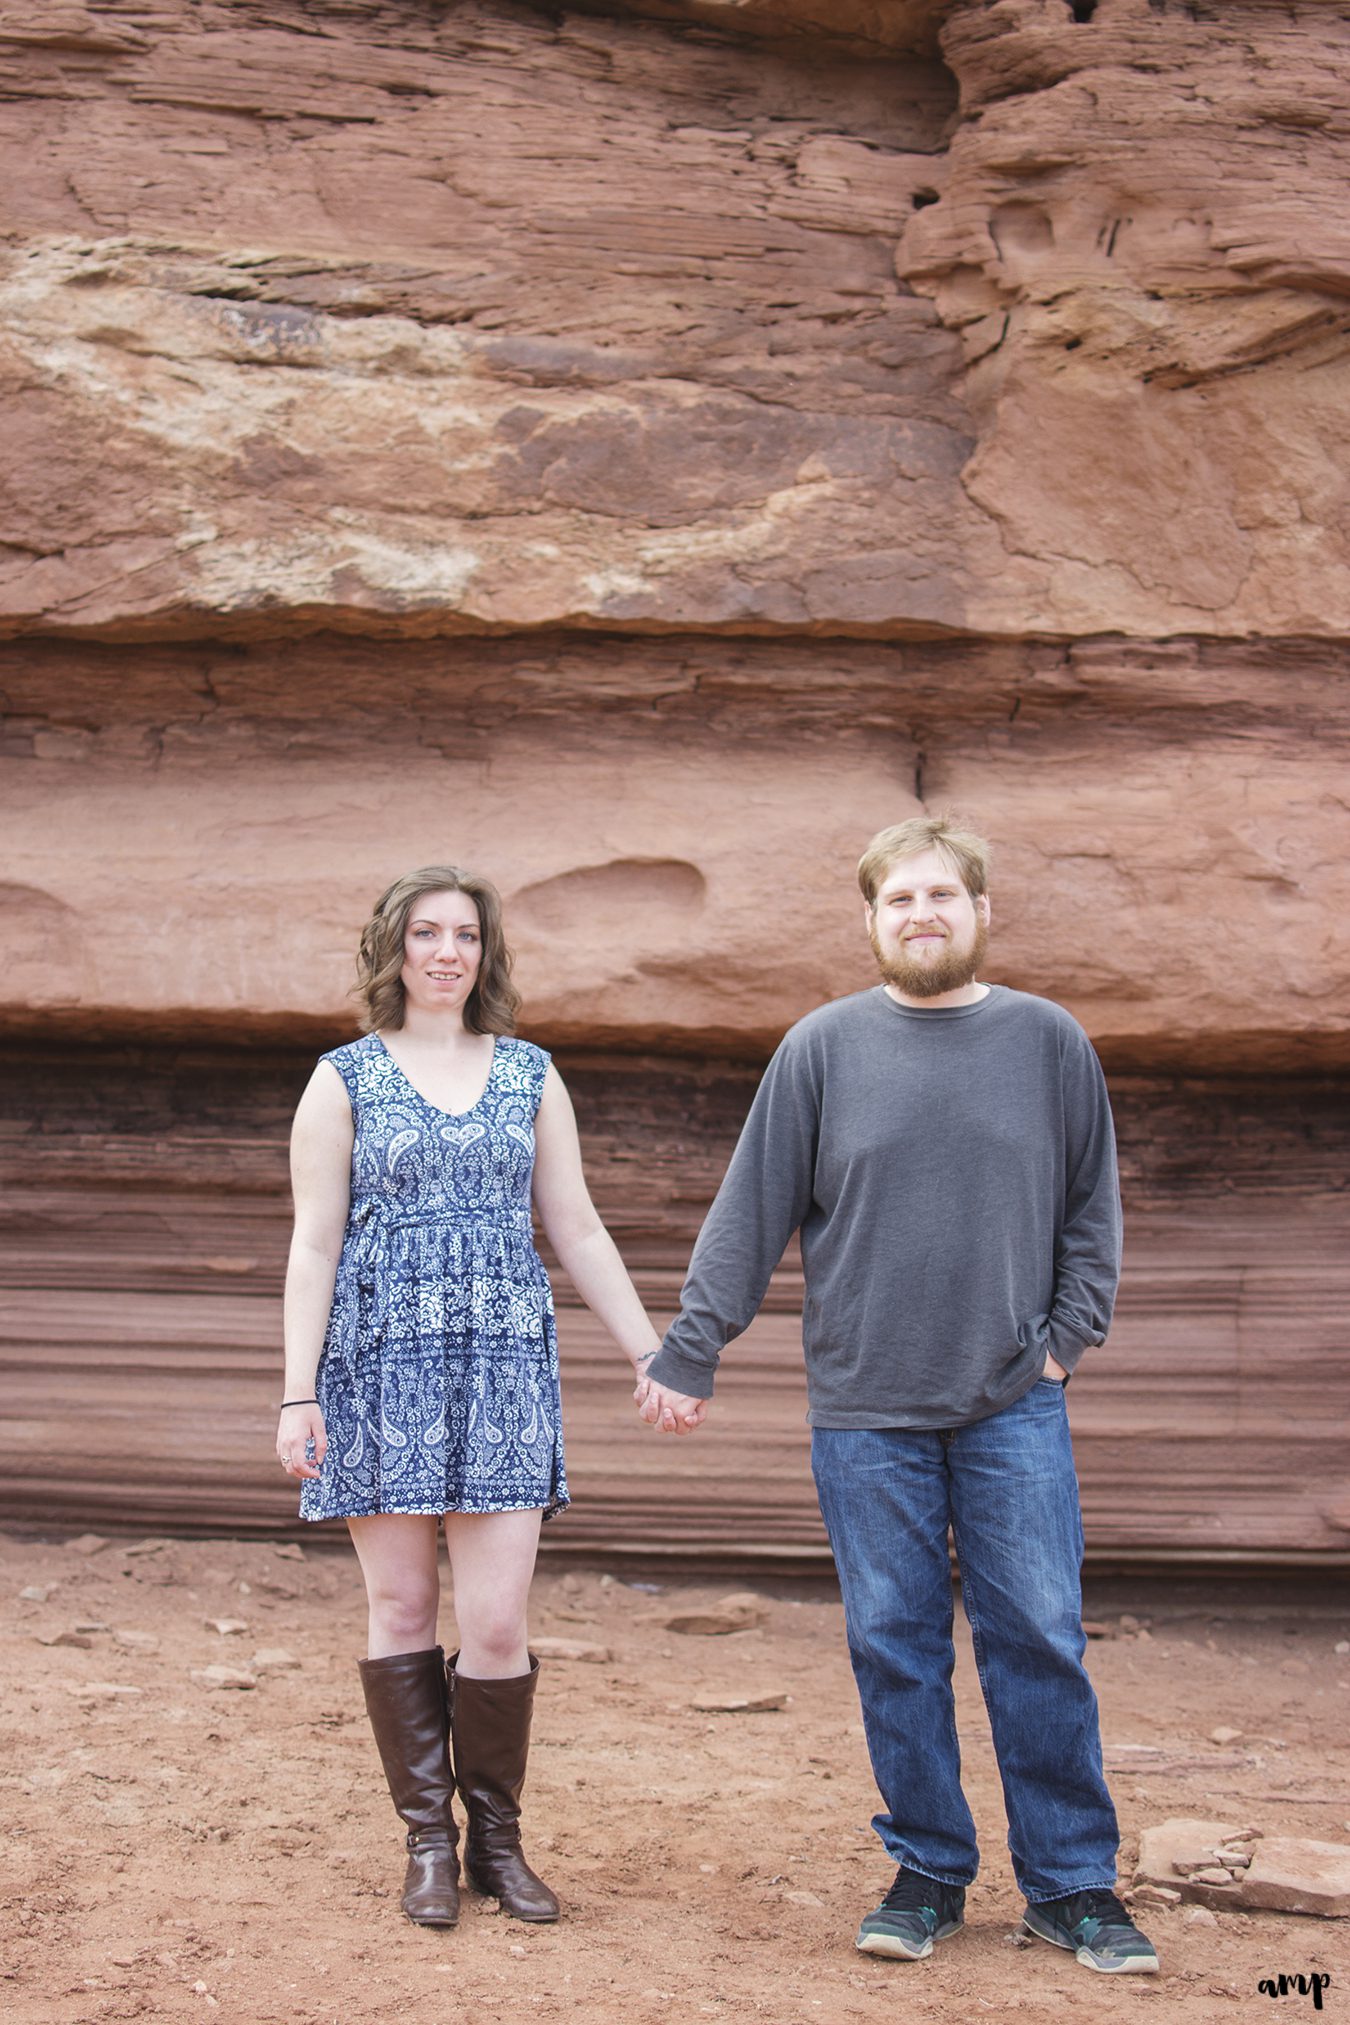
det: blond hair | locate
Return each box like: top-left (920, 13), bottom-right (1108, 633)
top-left (354, 866), bottom-right (520, 1035)
top-left (857, 815), bottom-right (992, 906)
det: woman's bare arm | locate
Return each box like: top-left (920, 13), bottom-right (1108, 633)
top-left (531, 1066), bottom-right (666, 1377)
top-left (276, 1062), bottom-right (354, 1476)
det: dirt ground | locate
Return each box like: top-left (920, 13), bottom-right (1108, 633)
top-left (2, 1533), bottom-right (1347, 2025)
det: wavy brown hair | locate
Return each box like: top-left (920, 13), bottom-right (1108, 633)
top-left (354, 866), bottom-right (521, 1036)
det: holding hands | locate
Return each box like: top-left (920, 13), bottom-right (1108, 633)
top-left (632, 1351), bottom-right (707, 1436)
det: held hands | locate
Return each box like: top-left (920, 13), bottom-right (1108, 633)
top-left (632, 1353), bottom-right (707, 1436)
top-left (276, 1402), bottom-right (327, 1481)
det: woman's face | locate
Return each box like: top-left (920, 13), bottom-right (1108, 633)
top-left (400, 888), bottom-right (484, 1018)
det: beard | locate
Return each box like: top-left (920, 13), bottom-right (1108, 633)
top-left (869, 915), bottom-right (989, 999)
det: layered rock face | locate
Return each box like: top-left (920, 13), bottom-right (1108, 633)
top-left (5, 632), bottom-right (1344, 1062)
top-left (5, 1043), bottom-right (1347, 1558)
top-left (1, 0), bottom-right (1347, 1561)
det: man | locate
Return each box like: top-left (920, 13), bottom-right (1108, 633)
top-left (637, 815), bottom-right (1158, 1976)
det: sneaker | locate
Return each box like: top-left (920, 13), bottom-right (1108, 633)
top-left (1022, 1889), bottom-right (1159, 1974)
top-left (855, 1868), bottom-right (966, 1960)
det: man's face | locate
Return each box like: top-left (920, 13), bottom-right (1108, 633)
top-left (865, 847), bottom-right (990, 1000)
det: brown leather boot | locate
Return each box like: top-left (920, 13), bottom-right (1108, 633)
top-left (448, 1653), bottom-right (560, 1921)
top-left (358, 1646), bottom-right (461, 1927)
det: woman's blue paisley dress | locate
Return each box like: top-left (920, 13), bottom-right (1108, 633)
top-left (299, 1032), bottom-right (569, 1523)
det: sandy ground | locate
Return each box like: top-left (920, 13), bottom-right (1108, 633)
top-left (2, 1532), bottom-right (1348, 2025)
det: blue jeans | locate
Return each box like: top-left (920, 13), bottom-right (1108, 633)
top-left (811, 1380), bottom-right (1119, 1903)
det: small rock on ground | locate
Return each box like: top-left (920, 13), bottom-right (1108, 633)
top-left (532, 1637), bottom-right (611, 1663)
top-left (64, 1535), bottom-right (108, 1557)
top-left (690, 1691), bottom-right (788, 1714)
top-left (193, 1666), bottom-right (258, 1691)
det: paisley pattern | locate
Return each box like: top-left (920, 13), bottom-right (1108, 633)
top-left (299, 1032), bottom-right (569, 1522)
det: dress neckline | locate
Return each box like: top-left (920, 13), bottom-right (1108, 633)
top-left (373, 1032), bottom-right (500, 1120)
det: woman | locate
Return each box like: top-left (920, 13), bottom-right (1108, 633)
top-left (275, 865), bottom-right (662, 1929)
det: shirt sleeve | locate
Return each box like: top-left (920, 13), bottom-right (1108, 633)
top-left (1046, 1025), bottom-right (1123, 1374)
top-left (644, 1031), bottom-right (819, 1398)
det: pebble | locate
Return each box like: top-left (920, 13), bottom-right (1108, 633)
top-left (67, 1682), bottom-right (144, 1700)
top-left (1334, 1639), bottom-right (1349, 1655)
top-left (531, 1638), bottom-right (611, 1663)
top-left (64, 1534), bottom-right (108, 1557)
top-left (690, 1691), bottom-right (789, 1714)
top-left (1187, 1866), bottom-right (1235, 1887)
top-left (192, 1665), bottom-right (258, 1691)
top-left (75, 1620), bottom-right (110, 1634)
top-left (663, 1594), bottom-right (769, 1637)
top-left (115, 1630), bottom-right (160, 1652)
top-left (19, 1584), bottom-right (55, 1602)
top-left (251, 1648), bottom-right (301, 1673)
top-left (205, 1619), bottom-right (249, 1637)
top-left (274, 1543), bottom-right (305, 1561)
top-left (1186, 1907), bottom-right (1219, 1928)
top-left (508, 1944), bottom-right (527, 1958)
top-left (662, 1610), bottom-right (743, 1636)
top-left (124, 1539), bottom-right (170, 1559)
top-left (1210, 1726), bottom-right (1243, 1745)
top-left (36, 1629), bottom-right (93, 1649)
top-left (785, 1889), bottom-right (823, 1907)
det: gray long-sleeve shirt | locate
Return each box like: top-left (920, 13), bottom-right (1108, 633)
top-left (645, 984), bottom-right (1122, 1429)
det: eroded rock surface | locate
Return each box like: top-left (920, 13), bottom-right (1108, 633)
top-left (1, 634), bottom-right (1346, 1064)
top-left (900, 0), bottom-right (1350, 635)
top-left (1137, 1820), bottom-right (1350, 1919)
top-left (2, 1), bottom-right (1348, 1559)
top-left (0, 1), bottom-right (969, 638)
top-left (2, 1044), bottom-right (1346, 1557)
top-left (4, 1), bottom-right (1350, 639)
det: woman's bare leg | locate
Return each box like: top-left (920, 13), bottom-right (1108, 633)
top-left (443, 1509), bottom-right (543, 1677)
top-left (348, 1513), bottom-right (459, 1926)
top-left (348, 1512), bottom-right (442, 1658)
top-left (444, 1508), bottom-right (556, 1919)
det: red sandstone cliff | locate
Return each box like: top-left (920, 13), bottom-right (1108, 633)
top-left (1, 0), bottom-right (1346, 1560)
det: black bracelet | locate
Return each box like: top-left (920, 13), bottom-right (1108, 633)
top-left (280, 1397), bottom-right (318, 1409)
